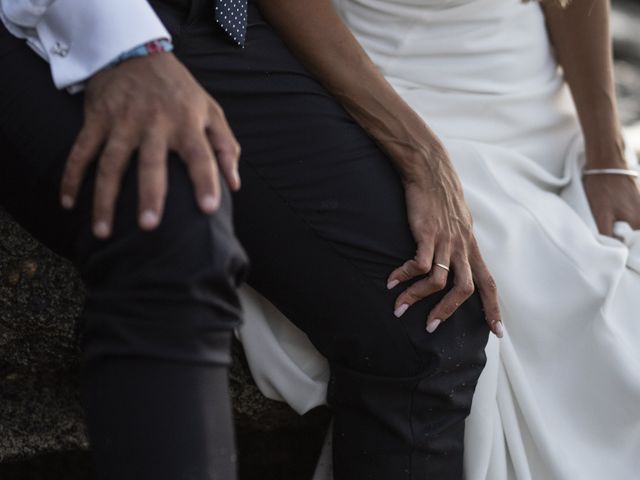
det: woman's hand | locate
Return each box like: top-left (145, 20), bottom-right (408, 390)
top-left (544, 0), bottom-right (639, 238)
top-left (385, 137), bottom-right (503, 337)
top-left (583, 174), bottom-right (640, 236)
top-left (257, 0), bottom-right (502, 336)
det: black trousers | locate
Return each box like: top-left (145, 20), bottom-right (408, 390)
top-left (0, 1), bottom-right (489, 478)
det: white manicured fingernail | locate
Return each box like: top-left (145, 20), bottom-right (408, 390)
top-left (201, 195), bottom-right (219, 212)
top-left (494, 321), bottom-right (505, 339)
top-left (139, 210), bottom-right (160, 230)
top-left (426, 319), bottom-right (442, 333)
top-left (394, 304), bottom-right (409, 318)
top-left (387, 280), bottom-right (400, 290)
top-left (93, 221), bottom-right (110, 239)
top-left (61, 195), bottom-right (74, 209)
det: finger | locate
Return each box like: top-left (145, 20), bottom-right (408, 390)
top-left (386, 236), bottom-right (435, 289)
top-left (630, 217), bottom-right (640, 231)
top-left (92, 133), bottom-right (136, 239)
top-left (469, 243), bottom-right (503, 337)
top-left (61, 119), bottom-right (106, 209)
top-left (425, 255), bottom-right (475, 333)
top-left (393, 240), bottom-right (451, 317)
top-left (138, 133), bottom-right (168, 231)
top-left (594, 213), bottom-right (614, 237)
top-left (206, 104), bottom-right (241, 191)
top-left (617, 209), bottom-right (640, 231)
top-left (179, 131), bottom-right (220, 213)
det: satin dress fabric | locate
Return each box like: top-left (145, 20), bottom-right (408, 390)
top-left (237, 0), bottom-right (640, 478)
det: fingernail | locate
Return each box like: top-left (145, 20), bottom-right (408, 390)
top-left (93, 221), bottom-right (110, 239)
top-left (426, 319), bottom-right (442, 333)
top-left (201, 195), bottom-right (219, 212)
top-left (494, 321), bottom-right (505, 339)
top-left (233, 169), bottom-right (241, 189)
top-left (61, 195), bottom-right (74, 209)
top-left (139, 210), bottom-right (160, 230)
top-left (394, 303), bottom-right (409, 318)
top-left (387, 279), bottom-right (400, 290)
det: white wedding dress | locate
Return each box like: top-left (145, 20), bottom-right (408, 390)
top-left (236, 0), bottom-right (640, 478)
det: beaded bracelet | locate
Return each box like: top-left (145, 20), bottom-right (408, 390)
top-left (106, 39), bottom-right (174, 69)
top-left (582, 168), bottom-right (639, 178)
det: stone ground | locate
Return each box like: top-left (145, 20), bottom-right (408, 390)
top-left (0, 205), bottom-right (330, 478)
top-left (1, 1), bottom-right (639, 478)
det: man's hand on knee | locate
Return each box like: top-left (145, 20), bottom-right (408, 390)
top-left (59, 52), bottom-right (242, 239)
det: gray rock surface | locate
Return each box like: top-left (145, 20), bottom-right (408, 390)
top-left (613, 0), bottom-right (640, 127)
top-left (0, 208), bottom-right (329, 469)
top-left (0, 209), bottom-right (87, 463)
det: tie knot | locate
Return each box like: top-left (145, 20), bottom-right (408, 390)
top-left (215, 0), bottom-right (248, 47)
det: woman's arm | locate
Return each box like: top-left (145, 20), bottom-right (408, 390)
top-left (257, 0), bottom-right (502, 336)
top-left (543, 0), bottom-right (623, 167)
top-left (258, 1), bottom-right (427, 177)
top-left (543, 0), bottom-right (640, 235)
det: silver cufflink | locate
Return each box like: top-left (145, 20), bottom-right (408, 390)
top-left (50, 41), bottom-right (69, 58)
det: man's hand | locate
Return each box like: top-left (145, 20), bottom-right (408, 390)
top-left (60, 52), bottom-right (241, 239)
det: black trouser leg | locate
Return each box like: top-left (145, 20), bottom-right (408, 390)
top-left (0, 20), bottom-right (247, 480)
top-left (174, 3), bottom-right (490, 479)
top-left (85, 351), bottom-right (236, 479)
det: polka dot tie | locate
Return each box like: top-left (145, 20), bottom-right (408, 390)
top-left (214, 0), bottom-right (248, 47)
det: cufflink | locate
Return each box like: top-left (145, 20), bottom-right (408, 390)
top-left (50, 41), bottom-right (69, 58)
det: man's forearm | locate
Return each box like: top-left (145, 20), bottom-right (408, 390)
top-left (543, 0), bottom-right (625, 168)
top-left (0, 0), bottom-right (170, 90)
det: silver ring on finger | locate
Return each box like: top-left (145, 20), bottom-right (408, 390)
top-left (434, 263), bottom-right (450, 273)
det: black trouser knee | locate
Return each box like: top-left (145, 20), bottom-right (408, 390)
top-left (0, 20), bottom-right (248, 479)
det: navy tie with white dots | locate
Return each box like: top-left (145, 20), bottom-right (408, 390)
top-left (215, 0), bottom-right (248, 47)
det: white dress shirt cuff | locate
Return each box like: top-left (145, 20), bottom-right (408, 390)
top-left (36, 0), bottom-right (171, 90)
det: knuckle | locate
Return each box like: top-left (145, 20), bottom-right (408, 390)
top-left (209, 101), bottom-right (225, 118)
top-left (484, 275), bottom-right (498, 293)
top-left (459, 280), bottom-right (475, 296)
top-left (68, 148), bottom-right (89, 166)
top-left (105, 138), bottom-right (130, 156)
top-left (413, 259), bottom-right (431, 274)
top-left (182, 142), bottom-right (208, 162)
top-left (403, 288), bottom-right (422, 303)
top-left (218, 139), bottom-right (241, 159)
top-left (231, 141), bottom-right (241, 158)
top-left (432, 277), bottom-right (447, 290)
top-left (146, 101), bottom-right (167, 123)
top-left (139, 152), bottom-right (160, 168)
top-left (97, 159), bottom-right (123, 178)
top-left (398, 264), bottom-right (412, 279)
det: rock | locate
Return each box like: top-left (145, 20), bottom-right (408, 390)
top-left (0, 208), bottom-right (329, 474)
top-left (613, 0), bottom-right (640, 128)
top-left (0, 208), bottom-right (87, 463)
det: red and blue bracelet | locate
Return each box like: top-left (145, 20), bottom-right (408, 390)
top-left (107, 39), bottom-right (174, 68)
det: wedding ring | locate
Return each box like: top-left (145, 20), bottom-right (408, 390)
top-left (434, 263), bottom-right (450, 272)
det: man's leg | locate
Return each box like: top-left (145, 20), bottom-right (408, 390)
top-left (178, 4), bottom-right (489, 479)
top-left (0, 18), bottom-right (247, 480)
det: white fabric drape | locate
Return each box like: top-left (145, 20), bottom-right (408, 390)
top-left (237, 0), bottom-right (640, 478)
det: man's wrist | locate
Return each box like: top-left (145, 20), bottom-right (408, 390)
top-left (106, 39), bottom-right (174, 69)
